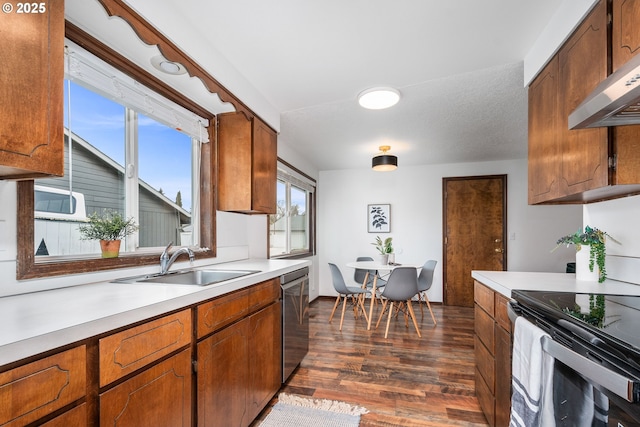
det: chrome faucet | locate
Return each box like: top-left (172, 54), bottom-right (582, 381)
top-left (159, 241), bottom-right (195, 275)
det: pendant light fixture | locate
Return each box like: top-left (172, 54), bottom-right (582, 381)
top-left (372, 146), bottom-right (398, 171)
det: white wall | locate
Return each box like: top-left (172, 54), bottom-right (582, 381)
top-left (276, 139), bottom-right (320, 301)
top-left (583, 195), bottom-right (640, 285)
top-left (317, 158), bottom-right (583, 302)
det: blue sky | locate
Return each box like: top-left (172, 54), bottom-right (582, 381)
top-left (65, 81), bottom-right (192, 211)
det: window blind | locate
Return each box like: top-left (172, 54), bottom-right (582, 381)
top-left (64, 40), bottom-right (209, 142)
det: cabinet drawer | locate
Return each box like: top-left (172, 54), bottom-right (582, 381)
top-left (248, 278), bottom-right (280, 312)
top-left (474, 304), bottom-right (495, 352)
top-left (100, 349), bottom-right (192, 427)
top-left (40, 403), bottom-right (87, 427)
top-left (99, 309), bottom-right (191, 386)
top-left (475, 335), bottom-right (495, 394)
top-left (197, 288), bottom-right (250, 338)
top-left (474, 281), bottom-right (494, 316)
top-left (495, 293), bottom-right (512, 333)
top-left (0, 346), bottom-right (86, 427)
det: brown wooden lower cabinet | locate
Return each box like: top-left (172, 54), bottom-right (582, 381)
top-left (474, 280), bottom-right (512, 427)
top-left (100, 348), bottom-right (192, 427)
top-left (197, 301), bottom-right (282, 427)
top-left (1, 278), bottom-right (283, 427)
top-left (39, 403), bottom-right (87, 427)
top-left (0, 346), bottom-right (86, 427)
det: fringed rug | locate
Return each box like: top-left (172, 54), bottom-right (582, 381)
top-left (259, 393), bottom-right (369, 427)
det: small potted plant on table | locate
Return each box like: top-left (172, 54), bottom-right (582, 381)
top-left (78, 210), bottom-right (138, 258)
top-left (372, 236), bottom-right (393, 265)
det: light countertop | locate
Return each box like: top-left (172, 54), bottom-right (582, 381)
top-left (0, 259), bottom-right (310, 367)
top-left (472, 270), bottom-right (640, 299)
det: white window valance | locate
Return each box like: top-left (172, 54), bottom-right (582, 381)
top-left (64, 39), bottom-right (209, 142)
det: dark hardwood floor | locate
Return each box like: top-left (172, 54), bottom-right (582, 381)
top-left (254, 297), bottom-right (489, 426)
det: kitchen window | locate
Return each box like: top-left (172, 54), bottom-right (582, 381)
top-left (16, 28), bottom-right (216, 279)
top-left (269, 160), bottom-right (316, 258)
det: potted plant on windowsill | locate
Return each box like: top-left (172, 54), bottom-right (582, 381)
top-left (553, 226), bottom-right (620, 283)
top-left (372, 236), bottom-right (393, 265)
top-left (78, 210), bottom-right (138, 258)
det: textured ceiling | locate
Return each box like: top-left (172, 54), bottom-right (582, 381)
top-left (68, 0), bottom-right (564, 171)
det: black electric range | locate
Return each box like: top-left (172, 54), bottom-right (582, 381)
top-left (511, 290), bottom-right (640, 426)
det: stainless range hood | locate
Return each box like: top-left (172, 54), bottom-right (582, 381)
top-left (569, 52), bottom-right (640, 129)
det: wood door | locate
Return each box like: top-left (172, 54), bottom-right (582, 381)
top-left (443, 176), bottom-right (506, 307)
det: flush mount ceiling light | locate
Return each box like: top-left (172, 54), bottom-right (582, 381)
top-left (372, 145), bottom-right (398, 171)
top-left (151, 55), bottom-right (187, 75)
top-left (358, 87), bottom-right (401, 110)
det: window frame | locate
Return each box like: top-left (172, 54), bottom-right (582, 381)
top-left (15, 19), bottom-right (218, 279)
top-left (268, 158), bottom-right (316, 259)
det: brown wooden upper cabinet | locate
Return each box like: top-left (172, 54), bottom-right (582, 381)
top-left (0, 0), bottom-right (65, 180)
top-left (528, 0), bottom-right (640, 204)
top-left (217, 112), bottom-right (277, 214)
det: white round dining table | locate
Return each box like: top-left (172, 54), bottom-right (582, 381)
top-left (345, 261), bottom-right (419, 330)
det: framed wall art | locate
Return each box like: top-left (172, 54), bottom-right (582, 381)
top-left (368, 204), bottom-right (390, 233)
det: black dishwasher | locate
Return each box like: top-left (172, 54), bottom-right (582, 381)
top-left (280, 267), bottom-right (309, 382)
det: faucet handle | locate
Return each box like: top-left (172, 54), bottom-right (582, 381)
top-left (161, 241), bottom-right (174, 259)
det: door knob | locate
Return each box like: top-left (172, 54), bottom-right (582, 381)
top-left (494, 239), bottom-right (502, 243)
top-left (494, 248), bottom-right (504, 253)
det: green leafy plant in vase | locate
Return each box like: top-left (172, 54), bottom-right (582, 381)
top-left (553, 226), bottom-right (620, 283)
top-left (372, 236), bottom-right (393, 264)
top-left (78, 210), bottom-right (138, 258)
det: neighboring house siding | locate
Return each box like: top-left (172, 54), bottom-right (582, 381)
top-left (37, 134), bottom-right (190, 250)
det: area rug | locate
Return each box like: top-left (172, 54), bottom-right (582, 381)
top-left (259, 393), bottom-right (369, 427)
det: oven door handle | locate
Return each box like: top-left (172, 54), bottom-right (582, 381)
top-left (509, 301), bottom-right (637, 403)
top-left (541, 337), bottom-right (637, 402)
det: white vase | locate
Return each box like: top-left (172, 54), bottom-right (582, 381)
top-left (379, 254), bottom-right (389, 265)
top-left (575, 246), bottom-right (599, 282)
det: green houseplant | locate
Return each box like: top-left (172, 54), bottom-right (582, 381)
top-left (372, 236), bottom-right (393, 264)
top-left (553, 226), bottom-right (619, 283)
top-left (78, 210), bottom-right (138, 258)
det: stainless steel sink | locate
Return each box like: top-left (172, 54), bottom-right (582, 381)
top-left (112, 269), bottom-right (260, 286)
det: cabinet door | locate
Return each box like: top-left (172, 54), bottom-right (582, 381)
top-left (528, 56), bottom-right (560, 204)
top-left (0, 346), bottom-right (86, 427)
top-left (0, 0), bottom-right (64, 179)
top-left (197, 317), bottom-right (250, 427)
top-left (251, 118), bottom-right (277, 214)
top-left (557, 0), bottom-right (609, 197)
top-left (495, 324), bottom-right (512, 427)
top-left (611, 0), bottom-right (640, 186)
top-left (100, 349), bottom-right (192, 427)
top-left (612, 0), bottom-right (640, 71)
top-left (247, 302), bottom-right (282, 421)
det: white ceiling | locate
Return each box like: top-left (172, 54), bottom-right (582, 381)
top-left (66, 0), bottom-right (563, 171)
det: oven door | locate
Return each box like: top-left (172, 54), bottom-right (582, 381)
top-left (508, 302), bottom-right (640, 426)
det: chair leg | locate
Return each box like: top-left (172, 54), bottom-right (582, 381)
top-left (339, 295), bottom-right (348, 331)
top-left (423, 293), bottom-right (437, 325)
top-left (385, 301), bottom-right (395, 338)
top-left (329, 295), bottom-right (341, 323)
top-left (406, 300), bottom-right (422, 338)
top-left (375, 300), bottom-right (388, 330)
top-left (418, 292), bottom-right (425, 317)
top-left (357, 294), bottom-right (369, 324)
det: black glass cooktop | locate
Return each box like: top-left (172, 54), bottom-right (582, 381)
top-left (511, 290), bottom-right (640, 363)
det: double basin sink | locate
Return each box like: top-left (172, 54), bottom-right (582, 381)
top-left (113, 268), bottom-right (260, 286)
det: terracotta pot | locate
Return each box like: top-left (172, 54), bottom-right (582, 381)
top-left (100, 239), bottom-right (121, 258)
